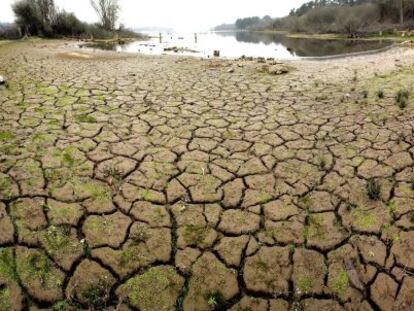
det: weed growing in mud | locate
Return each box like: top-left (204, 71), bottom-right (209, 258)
top-left (297, 275), bottom-right (313, 294)
top-left (329, 269), bottom-right (349, 300)
top-left (0, 131), bottom-right (14, 142)
top-left (80, 282), bottom-right (108, 309)
top-left (52, 300), bottom-right (74, 311)
top-left (119, 266), bottom-right (182, 310)
top-left (318, 155), bottom-right (327, 170)
top-left (103, 166), bottom-right (123, 187)
top-left (396, 89), bottom-right (409, 109)
top-left (81, 182), bottom-right (112, 202)
top-left (291, 301), bottom-right (304, 311)
top-left (103, 166), bottom-right (123, 179)
top-left (183, 225), bottom-right (208, 246)
top-left (346, 203), bottom-right (356, 212)
top-left (0, 286), bottom-right (11, 311)
top-left (410, 211), bottom-right (414, 223)
top-left (366, 178), bottom-right (381, 200)
top-left (141, 189), bottom-right (153, 201)
top-left (43, 225), bottom-right (72, 255)
top-left (19, 252), bottom-right (53, 283)
top-left (353, 208), bottom-right (377, 229)
top-left (81, 239), bottom-right (90, 257)
top-left (387, 200), bottom-right (396, 216)
top-left (62, 151), bottom-right (75, 167)
top-left (130, 226), bottom-right (148, 243)
top-left (308, 214), bottom-right (325, 240)
top-left (362, 90), bottom-right (368, 99)
top-left (118, 246), bottom-right (139, 267)
top-left (0, 249), bottom-right (16, 281)
top-left (75, 114), bottom-right (97, 123)
top-left (257, 191), bottom-right (272, 204)
top-left (206, 291), bottom-right (225, 311)
top-left (352, 70), bottom-right (358, 82)
top-left (376, 90), bottom-right (384, 99)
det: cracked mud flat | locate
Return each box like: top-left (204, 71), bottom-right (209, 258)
top-left (0, 40), bottom-right (414, 311)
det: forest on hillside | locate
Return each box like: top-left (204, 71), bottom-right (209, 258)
top-left (216, 0), bottom-right (414, 35)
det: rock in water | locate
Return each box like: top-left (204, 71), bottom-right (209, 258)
top-left (0, 76), bottom-right (5, 85)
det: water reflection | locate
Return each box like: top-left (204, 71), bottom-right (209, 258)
top-left (223, 31), bottom-right (391, 57)
top-left (81, 31), bottom-right (392, 59)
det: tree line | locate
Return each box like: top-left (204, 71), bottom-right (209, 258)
top-left (0, 0), bottom-right (138, 39)
top-left (225, 0), bottom-right (414, 35)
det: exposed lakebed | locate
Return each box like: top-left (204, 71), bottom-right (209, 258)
top-left (1, 40), bottom-right (414, 311)
top-left (82, 31), bottom-right (392, 59)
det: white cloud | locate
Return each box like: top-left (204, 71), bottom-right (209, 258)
top-left (0, 0), bottom-right (308, 31)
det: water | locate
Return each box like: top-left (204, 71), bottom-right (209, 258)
top-left (82, 31), bottom-right (392, 60)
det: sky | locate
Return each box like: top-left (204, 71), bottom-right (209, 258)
top-left (0, 0), bottom-right (308, 31)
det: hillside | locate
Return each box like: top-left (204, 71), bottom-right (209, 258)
top-left (215, 0), bottom-right (412, 35)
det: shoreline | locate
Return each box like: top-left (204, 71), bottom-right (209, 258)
top-left (0, 37), bottom-right (408, 63)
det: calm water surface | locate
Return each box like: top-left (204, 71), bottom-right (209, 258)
top-left (82, 31), bottom-right (392, 59)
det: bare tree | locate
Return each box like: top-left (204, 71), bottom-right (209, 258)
top-left (400, 0), bottom-right (404, 25)
top-left (90, 0), bottom-right (119, 31)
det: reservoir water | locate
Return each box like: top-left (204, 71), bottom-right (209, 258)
top-left (82, 31), bottom-right (392, 59)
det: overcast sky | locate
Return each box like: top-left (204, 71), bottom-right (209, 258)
top-left (0, 0), bottom-right (308, 31)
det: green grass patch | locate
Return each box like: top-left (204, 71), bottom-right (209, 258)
top-left (75, 114), bottom-right (97, 123)
top-left (0, 248), bottom-right (17, 281)
top-left (297, 275), bottom-right (313, 294)
top-left (329, 269), bottom-right (349, 299)
top-left (0, 131), bottom-right (14, 142)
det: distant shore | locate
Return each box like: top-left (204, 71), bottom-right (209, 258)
top-left (245, 29), bottom-right (414, 42)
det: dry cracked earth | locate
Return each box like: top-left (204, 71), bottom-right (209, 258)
top-left (0, 40), bottom-right (414, 311)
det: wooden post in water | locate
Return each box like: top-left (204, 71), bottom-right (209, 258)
top-left (159, 33), bottom-right (162, 43)
top-left (194, 33), bottom-right (198, 43)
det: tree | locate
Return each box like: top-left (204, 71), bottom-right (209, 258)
top-left (37, 0), bottom-right (56, 26)
top-left (12, 0), bottom-right (41, 36)
top-left (90, 0), bottom-right (119, 31)
top-left (12, 0), bottom-right (56, 36)
top-left (52, 11), bottom-right (86, 36)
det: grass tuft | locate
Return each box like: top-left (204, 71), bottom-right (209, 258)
top-left (376, 89), bottom-right (384, 99)
top-left (366, 178), bottom-right (381, 200)
top-left (206, 291), bottom-right (226, 311)
top-left (396, 89), bottom-right (409, 109)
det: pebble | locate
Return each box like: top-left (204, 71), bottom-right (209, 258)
top-left (0, 75), bottom-right (5, 85)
